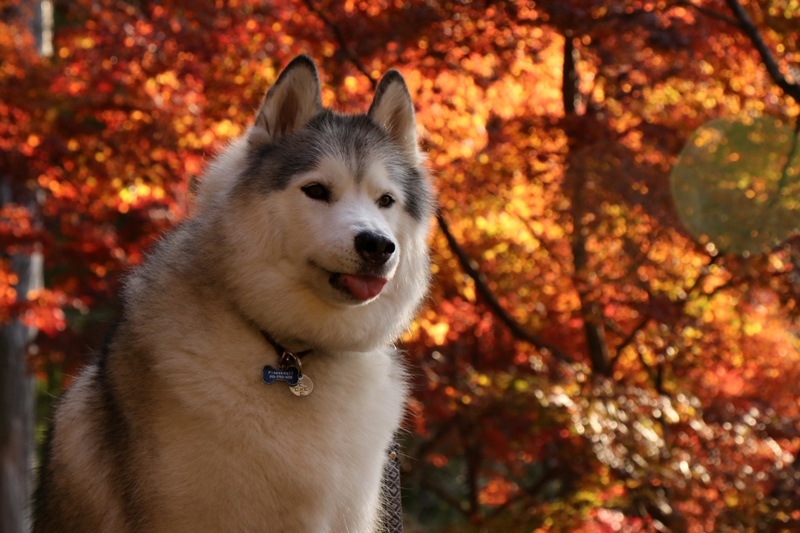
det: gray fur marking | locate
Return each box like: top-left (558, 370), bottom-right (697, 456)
top-left (240, 111), bottom-right (431, 221)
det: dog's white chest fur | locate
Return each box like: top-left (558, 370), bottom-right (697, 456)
top-left (149, 335), bottom-right (406, 532)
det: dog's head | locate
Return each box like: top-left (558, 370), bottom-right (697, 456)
top-left (197, 56), bottom-right (434, 352)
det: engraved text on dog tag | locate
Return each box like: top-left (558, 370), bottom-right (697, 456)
top-left (262, 365), bottom-right (300, 386)
top-left (289, 375), bottom-right (313, 397)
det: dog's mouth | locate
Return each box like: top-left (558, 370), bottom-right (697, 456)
top-left (329, 272), bottom-right (387, 302)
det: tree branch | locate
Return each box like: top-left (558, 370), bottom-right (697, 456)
top-left (562, 30), bottom-right (579, 115)
top-left (508, 208), bottom-right (564, 270)
top-left (459, 419), bottom-right (481, 518)
top-left (724, 0), bottom-right (800, 103)
top-left (302, 0), bottom-right (377, 89)
top-left (609, 316), bottom-right (651, 372)
top-left (437, 213), bottom-right (576, 365)
top-left (486, 465), bottom-right (558, 519)
top-left (420, 476), bottom-right (470, 518)
top-left (685, 254), bottom-right (720, 296)
top-left (673, 0), bottom-right (741, 27)
top-left (560, 30), bottom-right (611, 376)
top-left (405, 418), bottom-right (458, 472)
top-left (776, 114), bottom-right (800, 194)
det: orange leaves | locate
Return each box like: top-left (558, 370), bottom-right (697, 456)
top-left (19, 288), bottom-right (67, 335)
top-left (0, 259), bottom-right (18, 323)
top-left (479, 477), bottom-right (518, 506)
top-left (2, 0), bottom-right (800, 529)
top-left (410, 308), bottom-right (453, 346)
top-left (0, 204), bottom-right (38, 244)
top-left (0, 253), bottom-right (65, 334)
top-left (115, 180), bottom-right (168, 214)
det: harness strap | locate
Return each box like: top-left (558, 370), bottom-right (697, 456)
top-left (379, 438), bottom-right (403, 533)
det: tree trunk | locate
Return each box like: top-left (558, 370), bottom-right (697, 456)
top-left (0, 251), bottom-right (41, 533)
top-left (561, 30), bottom-right (612, 377)
top-left (1, 2), bottom-right (51, 530)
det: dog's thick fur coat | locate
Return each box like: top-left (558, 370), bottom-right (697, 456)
top-left (33, 56), bottom-right (433, 532)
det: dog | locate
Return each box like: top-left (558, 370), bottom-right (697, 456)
top-left (33, 55), bottom-right (434, 532)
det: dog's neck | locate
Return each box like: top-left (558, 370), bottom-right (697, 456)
top-left (258, 328), bottom-right (312, 360)
top-left (230, 303), bottom-right (313, 358)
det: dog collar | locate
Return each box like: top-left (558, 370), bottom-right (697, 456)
top-left (258, 329), bottom-right (312, 360)
top-left (259, 330), bottom-right (314, 396)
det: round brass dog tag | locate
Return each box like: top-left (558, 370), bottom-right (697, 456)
top-left (290, 376), bottom-right (313, 397)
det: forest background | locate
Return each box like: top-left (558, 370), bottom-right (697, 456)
top-left (2, 0), bottom-right (800, 531)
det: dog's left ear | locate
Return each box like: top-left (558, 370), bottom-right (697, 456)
top-left (368, 71), bottom-right (419, 159)
top-left (250, 55), bottom-right (322, 144)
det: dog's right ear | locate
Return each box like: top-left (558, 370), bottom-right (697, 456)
top-left (249, 55), bottom-right (322, 145)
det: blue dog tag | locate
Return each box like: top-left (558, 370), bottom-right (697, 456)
top-left (262, 365), bottom-right (300, 386)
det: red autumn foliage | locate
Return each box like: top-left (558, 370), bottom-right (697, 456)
top-left (2, 0), bottom-right (800, 530)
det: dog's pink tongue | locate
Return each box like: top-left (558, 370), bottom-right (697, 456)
top-left (340, 274), bottom-right (387, 301)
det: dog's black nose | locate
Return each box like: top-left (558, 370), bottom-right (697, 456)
top-left (355, 232), bottom-right (395, 265)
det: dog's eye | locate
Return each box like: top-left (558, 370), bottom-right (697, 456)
top-left (377, 194), bottom-right (395, 208)
top-left (301, 183), bottom-right (331, 202)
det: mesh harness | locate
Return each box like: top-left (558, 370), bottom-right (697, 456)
top-left (379, 438), bottom-right (403, 533)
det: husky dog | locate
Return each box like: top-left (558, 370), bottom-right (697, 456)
top-left (33, 55), bottom-right (433, 532)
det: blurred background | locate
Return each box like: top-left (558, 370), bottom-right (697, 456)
top-left (2, 0), bottom-right (800, 531)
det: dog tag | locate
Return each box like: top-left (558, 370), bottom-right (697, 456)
top-left (289, 375), bottom-right (313, 397)
top-left (262, 365), bottom-right (300, 386)
top-left (261, 351), bottom-right (313, 396)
